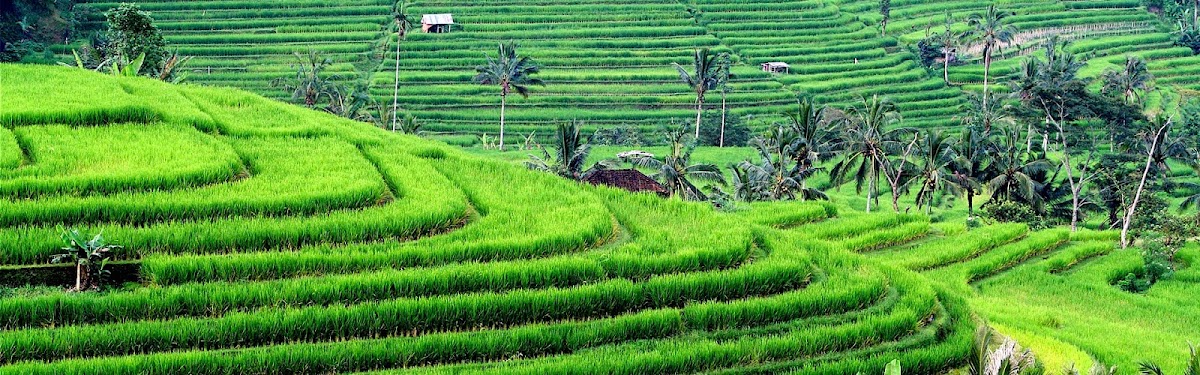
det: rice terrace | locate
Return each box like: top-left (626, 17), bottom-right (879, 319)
top-left (1, 0), bottom-right (1200, 373)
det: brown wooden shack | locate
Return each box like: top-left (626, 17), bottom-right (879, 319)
top-left (582, 169), bottom-right (668, 197)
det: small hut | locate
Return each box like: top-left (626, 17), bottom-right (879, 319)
top-left (761, 62), bottom-right (790, 74)
top-left (421, 14), bottom-right (454, 33)
top-left (583, 169), bottom-right (668, 197)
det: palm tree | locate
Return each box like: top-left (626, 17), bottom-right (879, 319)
top-left (787, 98), bottom-right (842, 178)
top-left (630, 126), bottom-right (725, 200)
top-left (985, 126), bottom-right (1052, 207)
top-left (959, 92), bottom-right (1010, 134)
top-left (736, 123), bottom-right (828, 201)
top-left (390, 3), bottom-right (415, 132)
top-left (907, 130), bottom-right (959, 214)
top-left (1102, 55), bottom-right (1153, 105)
top-left (527, 121), bottom-right (596, 180)
top-left (947, 128), bottom-right (991, 219)
top-left (474, 41), bottom-right (544, 151)
top-left (967, 5), bottom-right (1017, 114)
top-left (273, 51), bottom-right (340, 108)
top-left (880, 0), bottom-right (892, 36)
top-left (716, 52), bottom-right (734, 147)
top-left (937, 13), bottom-right (960, 84)
top-left (830, 95), bottom-right (908, 212)
top-left (674, 49), bottom-right (722, 138)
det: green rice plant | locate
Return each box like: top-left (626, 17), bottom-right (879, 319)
top-left (0, 136), bottom-right (387, 227)
top-left (0, 260), bottom-right (809, 362)
top-left (0, 144), bottom-right (469, 265)
top-left (0, 257), bottom-right (607, 329)
top-left (0, 309), bottom-right (683, 375)
top-left (1038, 241), bottom-right (1115, 274)
top-left (0, 123), bottom-right (243, 198)
top-left (871, 223), bottom-right (1029, 270)
top-left (0, 127), bottom-right (21, 169)
top-left (835, 221), bottom-right (933, 252)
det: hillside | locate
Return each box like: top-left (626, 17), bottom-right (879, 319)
top-left (62, 0), bottom-right (1200, 138)
top-left (3, 64), bottom-right (1200, 373)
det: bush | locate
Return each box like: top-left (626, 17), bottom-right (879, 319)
top-left (698, 110), bottom-right (750, 147)
top-left (982, 200), bottom-right (1049, 230)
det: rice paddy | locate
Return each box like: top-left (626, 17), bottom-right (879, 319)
top-left (5, 0), bottom-right (1200, 372)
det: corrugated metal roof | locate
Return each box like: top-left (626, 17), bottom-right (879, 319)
top-left (422, 14), bottom-right (454, 25)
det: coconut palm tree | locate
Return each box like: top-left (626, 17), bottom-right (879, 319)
top-left (526, 121), bottom-right (598, 180)
top-left (937, 13), bottom-right (961, 84)
top-left (273, 51), bottom-right (340, 108)
top-left (907, 129), bottom-right (959, 214)
top-left (630, 126), bottom-right (725, 200)
top-left (959, 92), bottom-right (1010, 135)
top-left (737, 123), bottom-right (828, 201)
top-left (946, 128), bottom-right (992, 219)
top-left (1102, 55), bottom-right (1153, 105)
top-left (716, 52), bottom-right (734, 147)
top-left (985, 126), bottom-right (1052, 206)
top-left (674, 48), bottom-right (722, 138)
top-left (474, 41), bottom-right (544, 151)
top-left (390, 3), bottom-right (415, 132)
top-left (967, 5), bottom-right (1017, 114)
top-left (830, 95), bottom-right (910, 212)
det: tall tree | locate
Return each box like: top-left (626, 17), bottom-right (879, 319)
top-left (937, 13), bottom-right (960, 84)
top-left (960, 91), bottom-right (1010, 134)
top-left (1124, 115), bottom-right (1175, 248)
top-left (1101, 55), bottom-right (1153, 105)
top-left (104, 3), bottom-right (167, 77)
top-left (830, 95), bottom-right (908, 212)
top-left (967, 5), bottom-right (1017, 115)
top-left (880, 0), bottom-right (892, 36)
top-left (474, 41), bottom-right (544, 151)
top-left (390, 3), bottom-right (415, 132)
top-left (985, 126), bottom-right (1052, 207)
top-left (947, 128), bottom-right (992, 219)
top-left (716, 52), bottom-right (733, 147)
top-left (673, 48), bottom-right (722, 138)
top-left (630, 126), bottom-right (725, 200)
top-left (908, 130), bottom-right (959, 214)
top-left (735, 121), bottom-right (829, 201)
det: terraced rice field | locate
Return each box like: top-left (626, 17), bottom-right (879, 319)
top-left (836, 0), bottom-right (1197, 107)
top-left (0, 63), bottom-right (986, 374)
top-left (70, 0), bottom-right (978, 136)
top-left (70, 0), bottom-right (1195, 135)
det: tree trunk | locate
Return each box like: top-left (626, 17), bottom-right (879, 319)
top-left (943, 50), bottom-right (951, 84)
top-left (74, 262), bottom-right (83, 291)
top-left (1027, 122), bottom-right (1033, 154)
top-left (499, 94), bottom-right (507, 151)
top-left (720, 91), bottom-right (727, 147)
top-left (983, 50), bottom-right (991, 114)
top-left (391, 31), bottom-right (402, 132)
top-left (866, 165), bottom-right (875, 213)
top-left (967, 189), bottom-right (976, 219)
top-left (695, 95), bottom-right (705, 139)
top-left (881, 19), bottom-right (888, 36)
top-left (1122, 121), bottom-right (1170, 248)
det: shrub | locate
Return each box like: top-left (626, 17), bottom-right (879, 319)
top-left (698, 110), bottom-right (751, 147)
